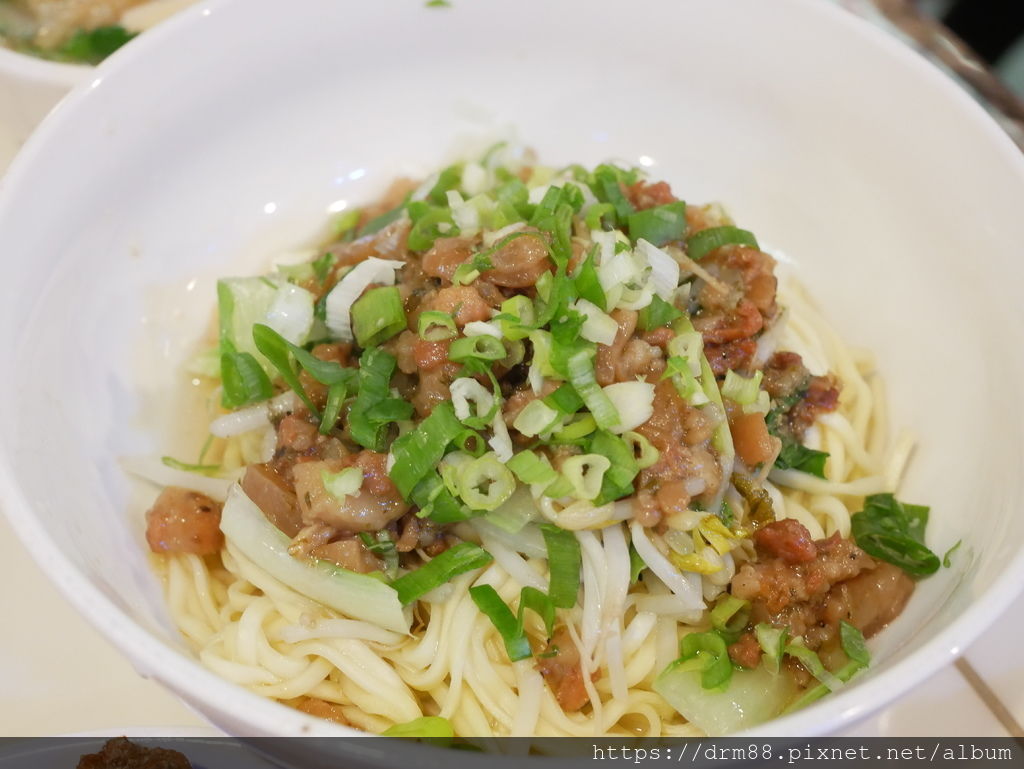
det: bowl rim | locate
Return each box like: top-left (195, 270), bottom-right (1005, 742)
top-left (2, 0), bottom-right (1024, 742)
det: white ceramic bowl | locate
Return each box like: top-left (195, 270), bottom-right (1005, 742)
top-left (1, 0), bottom-right (1023, 748)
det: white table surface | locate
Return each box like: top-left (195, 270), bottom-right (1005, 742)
top-left (0, 81), bottom-right (1021, 741)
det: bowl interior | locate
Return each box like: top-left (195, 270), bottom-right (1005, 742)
top-left (1, 0), bottom-right (1023, 739)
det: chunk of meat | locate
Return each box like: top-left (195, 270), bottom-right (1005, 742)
top-left (624, 180), bottom-right (677, 211)
top-left (727, 632), bottom-right (763, 669)
top-left (704, 339), bottom-right (757, 378)
top-left (823, 561), bottom-right (914, 640)
top-left (483, 229), bottom-right (552, 288)
top-left (731, 532), bottom-right (874, 615)
top-left (729, 527), bottom-right (910, 656)
top-left (428, 285), bottom-right (493, 326)
top-left (726, 402), bottom-right (776, 468)
top-left (77, 737), bottom-right (190, 769)
top-left (292, 697), bottom-right (350, 726)
top-left (536, 627), bottom-right (593, 712)
top-left (701, 246), bottom-right (778, 318)
top-left (411, 364), bottom-right (459, 418)
top-left (788, 374), bottom-right (841, 436)
top-left (242, 463), bottom-right (302, 537)
top-left (634, 380), bottom-right (722, 512)
top-left (595, 309), bottom-right (638, 386)
top-left (422, 236), bottom-right (475, 281)
top-left (311, 537), bottom-right (383, 574)
top-left (392, 330), bottom-right (451, 375)
top-left (277, 414), bottom-right (318, 453)
top-left (749, 559), bottom-right (913, 655)
top-left (761, 351), bottom-right (810, 401)
top-left (413, 338), bottom-right (451, 372)
top-left (145, 487), bottom-right (223, 555)
top-left (330, 219), bottom-right (411, 270)
top-left (293, 452), bottom-right (409, 533)
top-left (753, 519), bottom-right (818, 564)
top-left (693, 297), bottom-right (763, 345)
top-left (760, 351), bottom-right (841, 441)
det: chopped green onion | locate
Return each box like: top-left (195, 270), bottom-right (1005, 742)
top-left (541, 524), bottom-right (582, 609)
top-left (519, 585), bottom-right (556, 637)
top-left (573, 298), bottom-right (618, 346)
top-left (392, 542), bottom-right (493, 605)
top-left (388, 401), bottom-right (464, 498)
top-left (589, 430), bottom-right (640, 505)
top-left (622, 431), bottom-right (659, 469)
top-left (498, 295), bottom-right (536, 341)
top-left (321, 466), bottom-right (363, 500)
top-left (721, 369), bottom-right (764, 406)
top-left (351, 286), bottom-right (407, 348)
top-left (544, 383), bottom-right (585, 415)
top-left (754, 623), bottom-right (789, 675)
top-left (160, 456), bottom-right (220, 476)
top-left (312, 252), bottom-right (337, 284)
top-left (566, 348), bottom-right (620, 430)
top-left (507, 450), bottom-right (559, 486)
top-left (839, 620), bottom-right (870, 668)
top-left (637, 294), bottom-right (683, 331)
top-left (943, 539), bottom-right (962, 568)
top-left (453, 428), bottom-right (487, 457)
top-left (428, 164), bottom-right (463, 205)
top-left (629, 544), bottom-right (646, 583)
top-left (783, 656), bottom-right (866, 714)
top-left (469, 584), bottom-right (532, 661)
top-left (348, 348), bottom-right (410, 452)
top-left (449, 335), bottom-right (506, 364)
top-left (601, 381), bottom-right (655, 433)
top-left (251, 324), bottom-right (319, 415)
top-left (710, 596), bottom-right (750, 637)
top-left (252, 323), bottom-right (358, 422)
top-left (356, 197), bottom-right (409, 238)
top-left (677, 630), bottom-right (733, 692)
top-left (320, 381), bottom-right (347, 434)
top-left (219, 346), bottom-right (274, 409)
top-left (449, 377), bottom-right (497, 429)
top-left (851, 493), bottom-right (939, 577)
top-left (458, 453), bottom-right (516, 512)
top-left (664, 356), bottom-right (708, 405)
top-left (573, 249), bottom-right (607, 311)
top-left (332, 209), bottom-right (361, 240)
top-left (411, 471), bottom-right (472, 523)
top-left (552, 414), bottom-right (597, 442)
top-left (382, 716), bottom-right (454, 739)
top-left (628, 201), bottom-right (686, 247)
top-left (560, 454), bottom-right (611, 501)
top-left (784, 640), bottom-right (842, 691)
top-left (686, 225), bottom-right (759, 260)
top-left (585, 202), bottom-right (616, 231)
top-left (359, 531), bottom-right (400, 580)
top-left (417, 310), bottom-right (457, 341)
top-left (512, 399), bottom-right (560, 437)
top-left (407, 201), bottom-right (459, 251)
top-left (590, 164), bottom-right (636, 221)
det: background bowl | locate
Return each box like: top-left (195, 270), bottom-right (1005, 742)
top-left (0, 0), bottom-right (197, 165)
top-left (1, 0), bottom-right (1023, 746)
top-left (0, 46), bottom-right (87, 162)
